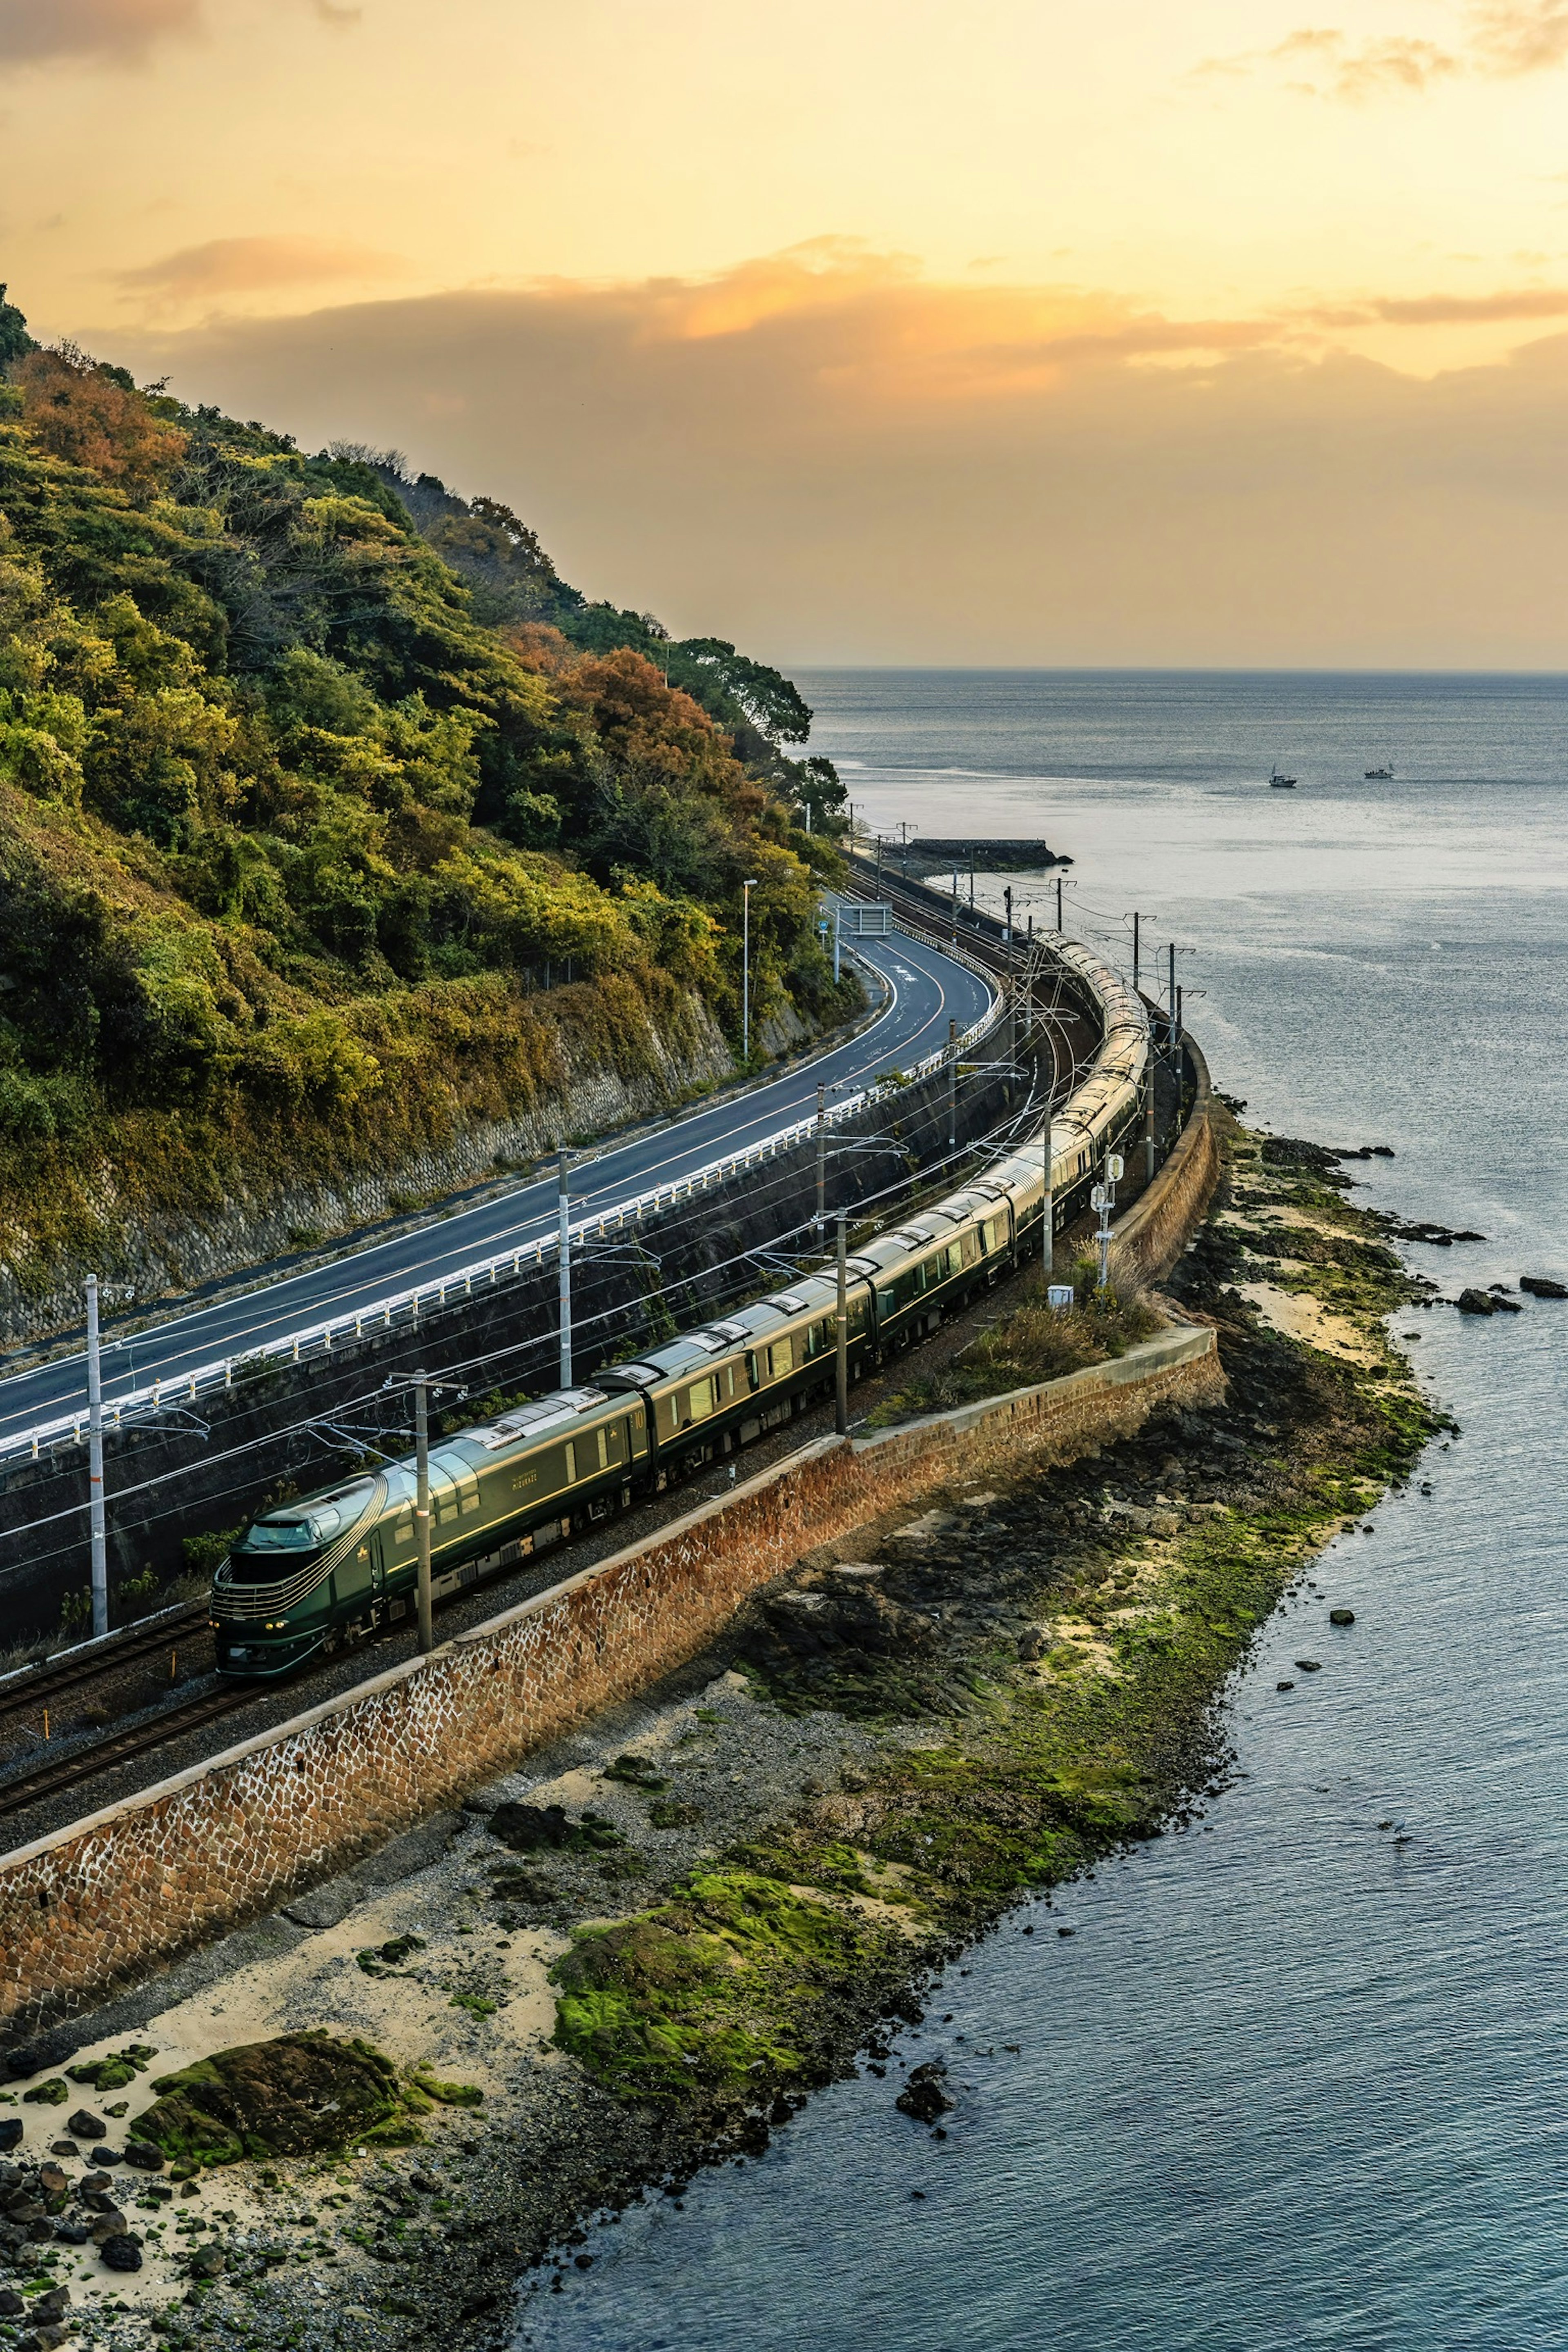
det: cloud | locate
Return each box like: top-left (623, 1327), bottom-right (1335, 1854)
top-left (97, 246), bottom-right (1568, 668)
top-left (1195, 26), bottom-right (1461, 100)
top-left (0, 0), bottom-right (355, 67)
top-left (1467, 1), bottom-right (1568, 70)
top-left (112, 234), bottom-right (407, 301)
top-left (1314, 285), bottom-right (1568, 323)
top-left (1196, 4), bottom-right (1568, 98)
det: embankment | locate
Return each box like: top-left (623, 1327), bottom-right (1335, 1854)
top-left (0, 1319), bottom-right (1220, 2044)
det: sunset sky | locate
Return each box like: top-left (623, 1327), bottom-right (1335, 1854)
top-left (4, 0), bottom-right (1568, 665)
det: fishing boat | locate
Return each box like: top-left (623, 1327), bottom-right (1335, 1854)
top-left (1364, 761), bottom-right (1394, 780)
top-left (1268, 764), bottom-right (1297, 788)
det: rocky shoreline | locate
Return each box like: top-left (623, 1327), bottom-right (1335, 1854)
top-left (0, 1120), bottom-right (1455, 2352)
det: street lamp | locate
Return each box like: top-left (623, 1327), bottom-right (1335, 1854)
top-left (742, 879), bottom-right (758, 1062)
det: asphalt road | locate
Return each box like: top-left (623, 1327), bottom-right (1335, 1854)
top-left (0, 921), bottom-right (993, 1450)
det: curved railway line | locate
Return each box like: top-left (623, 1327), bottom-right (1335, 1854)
top-left (0, 923), bottom-right (1118, 1840)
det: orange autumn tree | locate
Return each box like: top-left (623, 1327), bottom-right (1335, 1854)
top-left (16, 345), bottom-right (185, 500)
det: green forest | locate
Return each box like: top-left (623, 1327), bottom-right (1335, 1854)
top-left (0, 285), bottom-right (850, 1263)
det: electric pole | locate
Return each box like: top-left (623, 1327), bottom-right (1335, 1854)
top-left (557, 1147), bottom-right (572, 1388)
top-left (86, 1275), bottom-right (107, 1639)
top-left (947, 1017), bottom-right (958, 1154)
top-left (413, 1372), bottom-right (433, 1653)
top-left (816, 1081), bottom-right (828, 1225)
top-left (1132, 910), bottom-right (1140, 992)
top-left (835, 1211), bottom-right (849, 1435)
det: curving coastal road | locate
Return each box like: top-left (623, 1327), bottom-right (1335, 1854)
top-left (0, 919), bottom-right (994, 1451)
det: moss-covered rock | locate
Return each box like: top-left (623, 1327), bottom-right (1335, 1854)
top-left (126, 2031), bottom-right (461, 2172)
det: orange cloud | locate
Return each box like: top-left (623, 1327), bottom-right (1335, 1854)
top-left (1196, 5), bottom-right (1568, 98)
top-left (1317, 285), bottom-right (1568, 323)
top-left (113, 234), bottom-right (406, 299)
top-left (0, 0), bottom-right (354, 67)
top-left (92, 246), bottom-right (1568, 669)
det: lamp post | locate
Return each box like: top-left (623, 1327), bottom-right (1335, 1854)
top-left (742, 878), bottom-right (757, 1062)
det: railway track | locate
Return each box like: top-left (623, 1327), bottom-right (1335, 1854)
top-left (0, 979), bottom-right (1083, 1838)
top-left (0, 1604), bottom-right (211, 1733)
top-left (0, 1680), bottom-right (261, 1821)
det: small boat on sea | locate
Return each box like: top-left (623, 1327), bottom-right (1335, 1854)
top-left (1268, 764), bottom-right (1297, 788)
top-left (1364, 761), bottom-right (1394, 780)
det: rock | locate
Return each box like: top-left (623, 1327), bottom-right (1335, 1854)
top-left (47, 2142), bottom-right (78, 2159)
top-left (51, 2221), bottom-right (89, 2245)
top-left (1456, 1289), bottom-right (1496, 1315)
top-left (30, 2287), bottom-right (70, 2320)
top-left (1329, 1608), bottom-right (1356, 1627)
top-left (18, 2327), bottom-right (72, 2352)
top-left (895, 2063), bottom-right (953, 2125)
top-left (130, 2032), bottom-right (433, 2167)
top-left (1147, 1512), bottom-right (1180, 1538)
top-left (0, 2291), bottom-right (22, 2317)
top-left (21, 2081), bottom-right (67, 2107)
top-left (0, 2121), bottom-right (20, 2154)
top-left (1521, 1275), bottom-right (1567, 1299)
top-left (36, 2164), bottom-right (67, 2197)
top-left (1294, 1659), bottom-right (1322, 1673)
top-left (489, 1803), bottom-right (623, 1854)
top-left (189, 2246), bottom-right (224, 2278)
top-left (65, 2111), bottom-right (105, 2142)
top-left (89, 2209), bottom-right (129, 2241)
top-left (1276, 1680), bottom-right (1295, 1692)
top-left (120, 2139), bottom-right (164, 2172)
top-left (1492, 1296), bottom-right (1523, 1314)
top-left (98, 2234), bottom-right (143, 2272)
top-left (1016, 1629), bottom-right (1048, 1662)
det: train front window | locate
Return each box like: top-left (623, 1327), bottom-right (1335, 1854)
top-left (242, 1520), bottom-right (314, 1550)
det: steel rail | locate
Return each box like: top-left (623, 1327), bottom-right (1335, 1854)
top-left (0, 920), bottom-right (1003, 1472)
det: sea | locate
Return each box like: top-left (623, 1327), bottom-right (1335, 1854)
top-left (515, 671), bottom-right (1568, 2352)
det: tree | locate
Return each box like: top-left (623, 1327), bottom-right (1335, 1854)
top-left (673, 639), bottom-right (813, 743)
top-left (0, 285), bottom-right (33, 370)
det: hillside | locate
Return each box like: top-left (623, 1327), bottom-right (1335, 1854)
top-left (0, 288), bottom-right (851, 1325)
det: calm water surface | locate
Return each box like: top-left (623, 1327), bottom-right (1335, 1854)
top-left (518, 673), bottom-right (1568, 2352)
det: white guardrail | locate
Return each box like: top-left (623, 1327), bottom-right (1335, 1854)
top-left (3, 921), bottom-right (1006, 1468)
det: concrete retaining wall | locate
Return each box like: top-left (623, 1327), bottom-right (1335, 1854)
top-left (1109, 1033), bottom-right (1225, 1289)
top-left (0, 1323), bottom-right (1222, 2042)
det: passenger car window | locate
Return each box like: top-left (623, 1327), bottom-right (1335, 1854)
top-left (768, 1340), bottom-right (793, 1380)
top-left (687, 1376), bottom-right (716, 1421)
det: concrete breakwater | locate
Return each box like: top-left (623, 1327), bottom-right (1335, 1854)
top-left (0, 1319), bottom-right (1221, 2045)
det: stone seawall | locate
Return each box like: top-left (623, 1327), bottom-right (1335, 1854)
top-left (0, 1324), bottom-right (1222, 2042)
top-left (1109, 1033), bottom-right (1225, 1289)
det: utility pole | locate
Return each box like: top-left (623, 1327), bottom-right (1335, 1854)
top-left (816, 1081), bottom-right (828, 1225)
top-left (835, 1211), bottom-right (849, 1436)
top-left (951, 867), bottom-right (959, 942)
top-left (557, 1147), bottom-right (572, 1388)
top-left (1056, 875), bottom-right (1063, 931)
top-left (742, 878), bottom-right (757, 1062)
top-left (1168, 943), bottom-right (1177, 1058)
top-left (832, 902), bottom-right (842, 985)
top-left (947, 1018), bottom-right (958, 1154)
top-left (898, 820), bottom-right (913, 878)
top-left (1132, 910), bottom-right (1140, 993)
top-left (875, 835), bottom-right (884, 892)
top-left (413, 1372), bottom-right (433, 1653)
top-left (85, 1276), bottom-right (107, 1639)
top-left (1094, 1152), bottom-right (1123, 1292)
top-left (1042, 1108), bottom-right (1054, 1275)
top-left (1145, 1065), bottom-right (1157, 1183)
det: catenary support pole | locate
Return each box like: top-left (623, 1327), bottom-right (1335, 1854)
top-left (947, 1017), bottom-right (958, 1152)
top-left (1132, 910), bottom-right (1140, 991)
top-left (414, 1371), bottom-right (433, 1654)
top-left (742, 879), bottom-right (757, 1062)
top-left (816, 1081), bottom-right (828, 1225)
top-left (85, 1275), bottom-right (107, 1639)
top-left (1056, 875), bottom-right (1063, 931)
top-left (832, 902), bottom-right (841, 984)
top-left (835, 1211), bottom-right (849, 1435)
top-left (557, 1147), bottom-right (572, 1388)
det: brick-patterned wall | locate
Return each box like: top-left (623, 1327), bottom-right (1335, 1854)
top-left (1109, 1033), bottom-right (1226, 1290)
top-left (0, 1327), bottom-right (1221, 2042)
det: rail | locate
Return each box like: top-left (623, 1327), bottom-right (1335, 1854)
top-left (0, 921), bottom-right (1007, 1472)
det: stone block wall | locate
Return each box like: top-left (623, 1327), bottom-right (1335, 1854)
top-left (1109, 1033), bottom-right (1226, 1290)
top-left (0, 1325), bottom-right (1221, 2043)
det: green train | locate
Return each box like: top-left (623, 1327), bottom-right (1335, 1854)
top-left (211, 940), bottom-right (1150, 1677)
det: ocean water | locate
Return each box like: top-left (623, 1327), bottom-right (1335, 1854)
top-left (517, 673), bottom-right (1568, 2351)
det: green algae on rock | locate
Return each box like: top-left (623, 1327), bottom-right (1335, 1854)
top-left (550, 1867), bottom-right (907, 2102)
top-left (128, 2032), bottom-right (477, 2171)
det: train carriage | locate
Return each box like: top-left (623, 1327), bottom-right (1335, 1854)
top-left (212, 933), bottom-right (1153, 1677)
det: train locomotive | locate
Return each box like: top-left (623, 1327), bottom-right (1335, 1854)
top-left (211, 940), bottom-right (1150, 1677)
